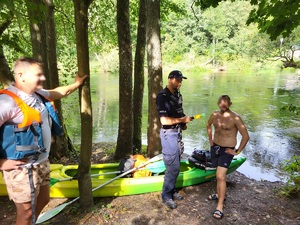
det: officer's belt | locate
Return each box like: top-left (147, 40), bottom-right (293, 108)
top-left (162, 125), bottom-right (180, 130)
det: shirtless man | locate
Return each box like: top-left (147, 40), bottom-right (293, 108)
top-left (206, 95), bottom-right (249, 220)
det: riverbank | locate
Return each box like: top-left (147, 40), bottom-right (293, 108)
top-left (94, 52), bottom-right (294, 75)
top-left (0, 171), bottom-right (299, 225)
top-left (0, 143), bottom-right (299, 225)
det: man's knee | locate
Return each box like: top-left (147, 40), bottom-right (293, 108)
top-left (216, 167), bottom-right (227, 182)
top-left (216, 173), bottom-right (226, 182)
top-left (16, 203), bottom-right (33, 222)
top-left (169, 165), bottom-right (180, 177)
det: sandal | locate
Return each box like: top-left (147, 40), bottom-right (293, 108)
top-left (208, 194), bottom-right (218, 200)
top-left (207, 194), bottom-right (226, 201)
top-left (212, 209), bottom-right (224, 220)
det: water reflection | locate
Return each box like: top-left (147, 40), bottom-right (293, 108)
top-left (63, 71), bottom-right (300, 182)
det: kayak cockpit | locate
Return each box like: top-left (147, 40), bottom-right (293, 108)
top-left (60, 160), bottom-right (194, 179)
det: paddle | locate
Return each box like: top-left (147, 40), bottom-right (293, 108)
top-left (50, 161), bottom-right (166, 187)
top-left (50, 171), bottom-right (120, 187)
top-left (36, 154), bottom-right (163, 224)
top-left (143, 160), bottom-right (166, 174)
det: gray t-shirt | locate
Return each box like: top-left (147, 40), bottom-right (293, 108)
top-left (0, 85), bottom-right (52, 165)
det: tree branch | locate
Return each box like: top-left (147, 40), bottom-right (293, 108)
top-left (54, 6), bottom-right (75, 27)
top-left (0, 11), bottom-right (13, 36)
top-left (191, 0), bottom-right (199, 22)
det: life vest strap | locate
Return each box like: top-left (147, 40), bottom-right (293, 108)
top-left (16, 145), bottom-right (40, 151)
top-left (28, 166), bottom-right (36, 225)
top-left (14, 126), bottom-right (30, 132)
top-left (0, 89), bottom-right (42, 128)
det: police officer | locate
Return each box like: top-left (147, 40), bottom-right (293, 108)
top-left (156, 70), bottom-right (193, 209)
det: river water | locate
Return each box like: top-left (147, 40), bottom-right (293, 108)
top-left (63, 70), bottom-right (300, 182)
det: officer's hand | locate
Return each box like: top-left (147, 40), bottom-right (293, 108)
top-left (182, 125), bottom-right (187, 130)
top-left (182, 116), bottom-right (193, 123)
top-left (0, 159), bottom-right (27, 171)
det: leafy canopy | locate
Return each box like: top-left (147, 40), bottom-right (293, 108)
top-left (195, 0), bottom-right (300, 40)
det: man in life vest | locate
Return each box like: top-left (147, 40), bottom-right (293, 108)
top-left (0, 57), bottom-right (87, 225)
top-left (156, 70), bottom-right (193, 209)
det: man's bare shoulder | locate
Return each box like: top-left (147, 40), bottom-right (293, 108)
top-left (230, 110), bottom-right (244, 122)
top-left (210, 110), bottom-right (220, 117)
top-left (230, 110), bottom-right (240, 117)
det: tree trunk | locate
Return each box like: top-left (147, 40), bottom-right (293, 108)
top-left (44, 0), bottom-right (59, 89)
top-left (115, 0), bottom-right (133, 160)
top-left (26, 0), bottom-right (50, 89)
top-left (146, 0), bottom-right (163, 157)
top-left (0, 13), bottom-right (14, 86)
top-left (133, 0), bottom-right (147, 154)
top-left (0, 46), bottom-right (14, 87)
top-left (44, 0), bottom-right (73, 159)
top-left (73, 0), bottom-right (93, 208)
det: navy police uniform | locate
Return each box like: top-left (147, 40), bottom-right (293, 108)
top-left (156, 71), bottom-right (187, 202)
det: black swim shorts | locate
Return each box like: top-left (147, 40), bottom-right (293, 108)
top-left (211, 143), bottom-right (234, 169)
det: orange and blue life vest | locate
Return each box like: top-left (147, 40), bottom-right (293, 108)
top-left (0, 89), bottom-right (62, 160)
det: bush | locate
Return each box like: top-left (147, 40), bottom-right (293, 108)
top-left (281, 156), bottom-right (300, 197)
top-left (281, 104), bottom-right (300, 115)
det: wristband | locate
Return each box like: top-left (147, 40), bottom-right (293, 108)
top-left (234, 148), bottom-right (240, 155)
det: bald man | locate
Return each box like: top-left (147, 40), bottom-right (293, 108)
top-left (0, 57), bottom-right (87, 225)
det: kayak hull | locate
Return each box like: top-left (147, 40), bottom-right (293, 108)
top-left (0, 157), bottom-right (246, 198)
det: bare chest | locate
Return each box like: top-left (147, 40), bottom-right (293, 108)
top-left (213, 115), bottom-right (236, 130)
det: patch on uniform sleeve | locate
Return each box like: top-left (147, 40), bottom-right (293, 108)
top-left (159, 110), bottom-right (167, 114)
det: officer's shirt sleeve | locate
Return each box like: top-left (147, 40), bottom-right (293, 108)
top-left (156, 93), bottom-right (171, 117)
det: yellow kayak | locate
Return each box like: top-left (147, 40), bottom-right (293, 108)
top-left (0, 157), bottom-right (246, 198)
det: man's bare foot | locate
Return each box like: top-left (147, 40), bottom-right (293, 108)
top-left (207, 194), bottom-right (226, 201)
top-left (212, 209), bottom-right (224, 220)
top-left (208, 194), bottom-right (218, 200)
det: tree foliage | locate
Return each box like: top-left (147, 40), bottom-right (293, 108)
top-left (247, 0), bottom-right (300, 40)
top-left (195, 0), bottom-right (300, 40)
top-left (161, 0), bottom-right (300, 68)
top-left (281, 155), bottom-right (300, 197)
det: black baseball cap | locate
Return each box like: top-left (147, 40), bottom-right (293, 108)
top-left (168, 70), bottom-right (187, 79)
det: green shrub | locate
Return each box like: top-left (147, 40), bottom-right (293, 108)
top-left (281, 104), bottom-right (300, 115)
top-left (281, 156), bottom-right (300, 197)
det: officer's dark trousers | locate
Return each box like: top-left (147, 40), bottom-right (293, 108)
top-left (160, 128), bottom-right (181, 201)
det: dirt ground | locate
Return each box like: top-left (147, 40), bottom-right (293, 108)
top-left (0, 143), bottom-right (299, 225)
